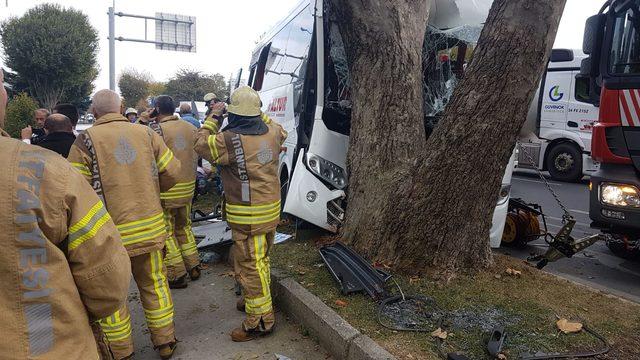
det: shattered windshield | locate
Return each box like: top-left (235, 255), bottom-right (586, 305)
top-left (423, 24), bottom-right (483, 136)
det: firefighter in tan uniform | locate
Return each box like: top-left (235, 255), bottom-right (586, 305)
top-left (0, 69), bottom-right (132, 359)
top-left (68, 89), bottom-right (182, 359)
top-left (195, 86), bottom-right (287, 341)
top-left (150, 95), bottom-right (201, 289)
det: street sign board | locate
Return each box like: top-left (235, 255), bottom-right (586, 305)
top-left (155, 12), bottom-right (196, 53)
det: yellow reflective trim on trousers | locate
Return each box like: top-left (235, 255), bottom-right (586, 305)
top-left (150, 250), bottom-right (170, 309)
top-left (225, 201), bottom-right (281, 215)
top-left (226, 209), bottom-right (280, 225)
top-left (71, 162), bottom-right (92, 176)
top-left (207, 134), bottom-right (219, 162)
top-left (117, 213), bottom-right (164, 234)
top-left (100, 315), bottom-right (132, 341)
top-left (245, 233), bottom-right (272, 317)
top-left (157, 149), bottom-right (174, 172)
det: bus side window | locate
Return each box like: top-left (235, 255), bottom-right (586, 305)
top-left (253, 44), bottom-right (271, 91)
top-left (248, 66), bottom-right (256, 89)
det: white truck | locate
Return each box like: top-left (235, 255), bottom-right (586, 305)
top-left (517, 49), bottom-right (600, 182)
top-left (244, 0), bottom-right (513, 248)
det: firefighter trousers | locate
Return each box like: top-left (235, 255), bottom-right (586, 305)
top-left (232, 230), bottom-right (275, 332)
top-left (99, 250), bottom-right (175, 359)
top-left (163, 205), bottom-right (200, 281)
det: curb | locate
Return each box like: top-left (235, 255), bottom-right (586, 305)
top-left (271, 269), bottom-right (396, 360)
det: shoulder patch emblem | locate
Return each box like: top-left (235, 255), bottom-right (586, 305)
top-left (257, 141), bottom-right (274, 165)
top-left (174, 134), bottom-right (187, 151)
top-left (114, 136), bottom-right (137, 165)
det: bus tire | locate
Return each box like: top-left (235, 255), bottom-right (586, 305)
top-left (547, 143), bottom-right (583, 182)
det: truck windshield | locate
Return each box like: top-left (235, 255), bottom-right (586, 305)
top-left (610, 4), bottom-right (640, 75)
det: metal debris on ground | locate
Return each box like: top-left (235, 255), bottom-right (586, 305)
top-left (275, 354), bottom-right (292, 360)
top-left (200, 250), bottom-right (221, 264)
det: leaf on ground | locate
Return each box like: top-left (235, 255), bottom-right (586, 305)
top-left (505, 268), bottom-right (522, 277)
top-left (556, 318), bottom-right (583, 334)
top-left (409, 276), bottom-right (420, 284)
top-left (430, 327), bottom-right (448, 340)
top-left (498, 354), bottom-right (507, 360)
top-left (335, 299), bottom-right (348, 308)
top-left (219, 271), bottom-right (234, 277)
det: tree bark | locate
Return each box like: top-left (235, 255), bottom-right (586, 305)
top-left (335, 0), bottom-right (567, 275)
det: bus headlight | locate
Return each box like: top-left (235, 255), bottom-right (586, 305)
top-left (600, 183), bottom-right (640, 208)
top-left (306, 152), bottom-right (348, 190)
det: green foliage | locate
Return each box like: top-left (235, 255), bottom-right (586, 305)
top-left (0, 4), bottom-right (98, 109)
top-left (118, 69), bottom-right (152, 108)
top-left (166, 69), bottom-right (228, 102)
top-left (148, 81), bottom-right (168, 97)
top-left (4, 93), bottom-right (37, 138)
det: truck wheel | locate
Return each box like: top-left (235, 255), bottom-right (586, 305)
top-left (547, 143), bottom-right (583, 182)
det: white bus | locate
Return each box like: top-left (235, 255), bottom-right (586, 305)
top-left (245, 0), bottom-right (513, 248)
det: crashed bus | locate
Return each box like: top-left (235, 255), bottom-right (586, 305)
top-left (245, 0), bottom-right (514, 248)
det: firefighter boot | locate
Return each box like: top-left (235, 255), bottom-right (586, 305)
top-left (230, 327), bottom-right (272, 342)
top-left (158, 341), bottom-right (177, 359)
top-left (189, 265), bottom-right (201, 281)
top-left (168, 274), bottom-right (188, 289)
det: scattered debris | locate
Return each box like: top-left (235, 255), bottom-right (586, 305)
top-left (200, 250), bottom-right (221, 264)
top-left (274, 232), bottom-right (293, 244)
top-left (487, 327), bottom-right (506, 357)
top-left (219, 271), bottom-right (234, 278)
top-left (409, 275), bottom-right (420, 284)
top-left (494, 274), bottom-right (502, 279)
top-left (275, 354), bottom-right (292, 360)
top-left (431, 327), bottom-right (448, 340)
top-left (497, 354), bottom-right (507, 360)
top-left (556, 318), bottom-right (583, 334)
top-left (505, 268), bottom-right (522, 277)
top-left (334, 299), bottom-right (348, 308)
top-left (320, 242), bottom-right (391, 300)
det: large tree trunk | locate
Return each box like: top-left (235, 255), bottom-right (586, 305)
top-left (334, 0), bottom-right (567, 275)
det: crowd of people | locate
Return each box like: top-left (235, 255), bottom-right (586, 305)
top-left (0, 66), bottom-right (287, 360)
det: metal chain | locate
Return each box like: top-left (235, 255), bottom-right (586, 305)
top-left (516, 142), bottom-right (574, 222)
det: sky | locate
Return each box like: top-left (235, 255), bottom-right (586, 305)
top-left (0, 0), bottom-right (605, 92)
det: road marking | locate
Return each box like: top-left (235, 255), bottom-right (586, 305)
top-left (512, 177), bottom-right (563, 187)
top-left (569, 209), bottom-right (590, 215)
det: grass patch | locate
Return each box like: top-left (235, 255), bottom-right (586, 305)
top-left (272, 239), bottom-right (640, 359)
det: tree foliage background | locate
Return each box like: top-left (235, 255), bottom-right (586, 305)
top-left (4, 93), bottom-right (38, 138)
top-left (166, 69), bottom-right (228, 102)
top-left (0, 4), bottom-right (98, 110)
top-left (119, 69), bottom-right (152, 108)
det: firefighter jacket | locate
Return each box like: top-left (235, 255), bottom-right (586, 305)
top-left (194, 113), bottom-right (287, 235)
top-left (0, 137), bottom-right (131, 360)
top-left (154, 115), bottom-right (198, 209)
top-left (68, 113), bottom-right (181, 257)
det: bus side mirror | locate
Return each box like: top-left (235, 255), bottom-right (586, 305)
top-left (582, 14), bottom-right (606, 77)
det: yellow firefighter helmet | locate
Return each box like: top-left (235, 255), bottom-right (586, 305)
top-left (227, 86), bottom-right (262, 117)
top-left (203, 93), bottom-right (218, 102)
top-left (125, 107), bottom-right (137, 116)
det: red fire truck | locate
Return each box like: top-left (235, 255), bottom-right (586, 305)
top-left (582, 0), bottom-right (640, 257)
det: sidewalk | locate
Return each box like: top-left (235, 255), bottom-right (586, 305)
top-left (126, 263), bottom-right (331, 360)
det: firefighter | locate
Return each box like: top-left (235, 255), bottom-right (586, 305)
top-left (195, 86), bottom-right (287, 342)
top-left (0, 69), bottom-right (132, 359)
top-left (68, 89), bottom-right (182, 359)
top-left (150, 95), bottom-right (201, 289)
top-left (125, 108), bottom-right (138, 123)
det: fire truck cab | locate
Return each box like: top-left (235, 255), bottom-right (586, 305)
top-left (581, 0), bottom-right (640, 256)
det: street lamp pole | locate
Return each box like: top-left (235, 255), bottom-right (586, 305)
top-left (108, 6), bottom-right (116, 91)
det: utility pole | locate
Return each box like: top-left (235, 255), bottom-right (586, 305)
top-left (109, 6), bottom-right (116, 90)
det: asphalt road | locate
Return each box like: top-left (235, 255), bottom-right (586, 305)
top-left (502, 170), bottom-right (640, 303)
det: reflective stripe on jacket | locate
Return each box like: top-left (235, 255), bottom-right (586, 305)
top-left (195, 114), bottom-right (287, 235)
top-left (157, 115), bottom-right (198, 208)
top-left (68, 113), bottom-right (181, 256)
top-left (0, 137), bottom-right (131, 359)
